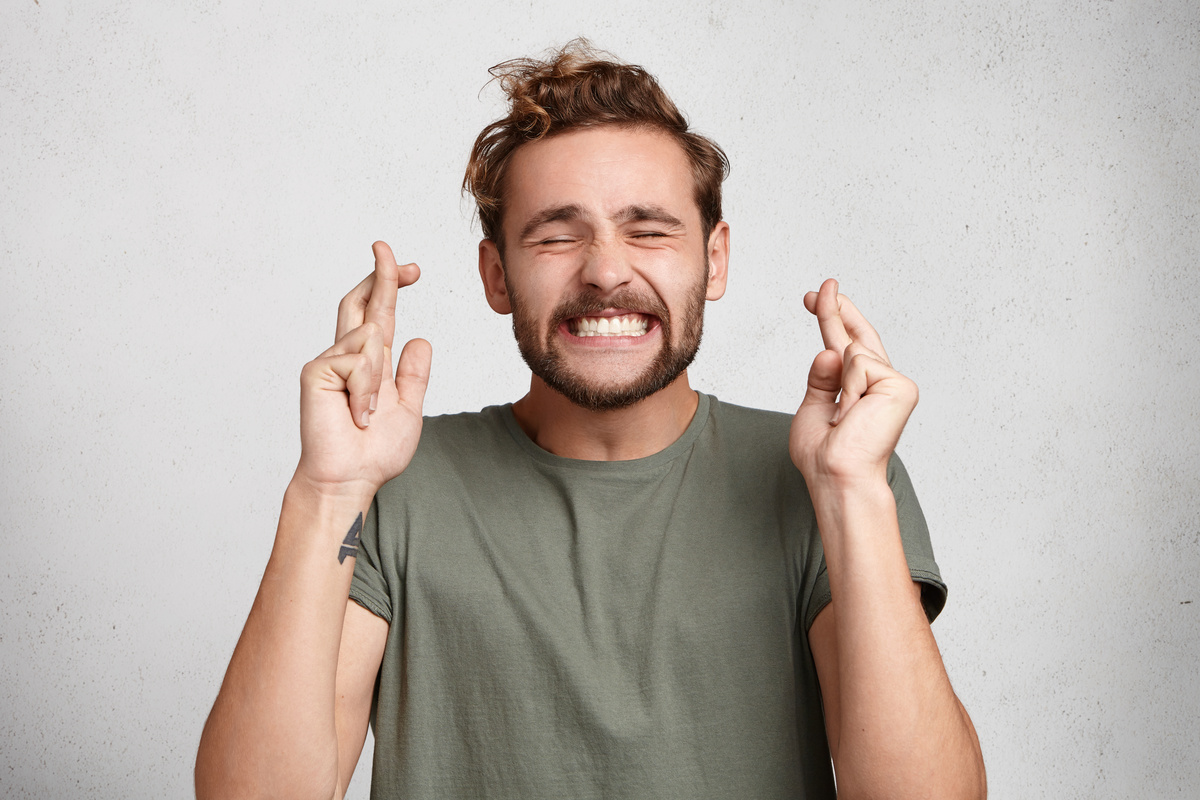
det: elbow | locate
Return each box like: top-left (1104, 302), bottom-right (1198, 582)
top-left (194, 705), bottom-right (341, 800)
top-left (194, 727), bottom-right (249, 800)
top-left (195, 727), bottom-right (339, 800)
top-left (832, 730), bottom-right (986, 800)
top-left (837, 771), bottom-right (985, 800)
top-left (958, 695), bottom-right (988, 800)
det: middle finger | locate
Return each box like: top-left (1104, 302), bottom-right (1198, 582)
top-left (833, 293), bottom-right (890, 366)
top-left (363, 241), bottom-right (402, 354)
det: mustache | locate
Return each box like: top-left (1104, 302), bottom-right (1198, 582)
top-left (549, 289), bottom-right (670, 330)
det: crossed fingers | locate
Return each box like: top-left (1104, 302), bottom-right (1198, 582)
top-left (802, 279), bottom-right (916, 426)
top-left (329, 242), bottom-right (421, 428)
top-left (802, 278), bottom-right (890, 366)
top-left (337, 242), bottom-right (420, 353)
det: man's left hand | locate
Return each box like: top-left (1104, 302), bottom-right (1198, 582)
top-left (789, 278), bottom-right (919, 488)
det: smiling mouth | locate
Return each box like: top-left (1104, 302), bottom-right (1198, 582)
top-left (567, 313), bottom-right (651, 337)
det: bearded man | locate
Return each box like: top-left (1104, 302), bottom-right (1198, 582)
top-left (196, 41), bottom-right (986, 800)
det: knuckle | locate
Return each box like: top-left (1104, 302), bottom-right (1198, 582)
top-left (299, 359), bottom-right (322, 384)
top-left (339, 292), bottom-right (365, 315)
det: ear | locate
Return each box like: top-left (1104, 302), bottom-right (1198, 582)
top-left (705, 221), bottom-right (730, 301)
top-left (478, 239), bottom-right (512, 314)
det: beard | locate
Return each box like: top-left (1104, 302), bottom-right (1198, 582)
top-left (508, 274), bottom-right (709, 413)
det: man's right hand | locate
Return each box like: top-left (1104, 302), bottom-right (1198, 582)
top-left (295, 241), bottom-right (432, 495)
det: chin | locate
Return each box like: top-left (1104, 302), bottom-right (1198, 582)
top-left (538, 355), bottom-right (696, 412)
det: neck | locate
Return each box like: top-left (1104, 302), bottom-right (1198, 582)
top-left (510, 372), bottom-right (700, 461)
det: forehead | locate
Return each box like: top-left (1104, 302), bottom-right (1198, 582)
top-left (502, 126), bottom-right (698, 231)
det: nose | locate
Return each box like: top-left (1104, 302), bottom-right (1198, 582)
top-left (579, 237), bottom-right (633, 294)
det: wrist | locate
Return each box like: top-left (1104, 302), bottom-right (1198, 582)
top-left (803, 465), bottom-right (891, 502)
top-left (805, 474), bottom-right (896, 539)
top-left (287, 468), bottom-right (380, 507)
top-left (275, 476), bottom-right (374, 562)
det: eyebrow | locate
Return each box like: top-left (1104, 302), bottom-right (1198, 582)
top-left (519, 204), bottom-right (588, 242)
top-left (519, 203), bottom-right (686, 242)
top-left (612, 204), bottom-right (686, 229)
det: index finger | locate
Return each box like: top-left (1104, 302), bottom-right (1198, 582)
top-left (832, 293), bottom-right (889, 364)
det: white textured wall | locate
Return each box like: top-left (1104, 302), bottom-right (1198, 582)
top-left (2, 2), bottom-right (1197, 797)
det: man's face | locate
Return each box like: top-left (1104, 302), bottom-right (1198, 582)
top-left (480, 126), bottom-right (728, 411)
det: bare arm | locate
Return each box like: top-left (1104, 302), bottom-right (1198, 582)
top-left (334, 601), bottom-right (390, 796)
top-left (791, 280), bottom-right (985, 799)
top-left (195, 488), bottom-right (382, 799)
top-left (195, 242), bottom-right (430, 799)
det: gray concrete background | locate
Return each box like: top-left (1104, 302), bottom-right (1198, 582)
top-left (2, 1), bottom-right (1197, 797)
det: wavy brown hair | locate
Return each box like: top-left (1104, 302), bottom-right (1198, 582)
top-left (463, 39), bottom-right (729, 253)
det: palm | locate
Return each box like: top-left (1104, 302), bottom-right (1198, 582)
top-left (790, 366), bottom-right (912, 482)
top-left (298, 344), bottom-right (428, 490)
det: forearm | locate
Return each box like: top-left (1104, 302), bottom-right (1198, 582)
top-left (813, 477), bottom-right (985, 800)
top-left (195, 478), bottom-right (372, 800)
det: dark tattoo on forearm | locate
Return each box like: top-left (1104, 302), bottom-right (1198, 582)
top-left (338, 512), bottom-right (363, 564)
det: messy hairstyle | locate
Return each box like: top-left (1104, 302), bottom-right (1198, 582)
top-left (463, 39), bottom-right (729, 253)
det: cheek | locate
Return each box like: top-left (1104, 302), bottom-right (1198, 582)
top-left (650, 259), bottom-right (709, 303)
top-left (510, 283), bottom-right (564, 333)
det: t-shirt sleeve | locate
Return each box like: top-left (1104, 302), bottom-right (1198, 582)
top-left (802, 451), bottom-right (947, 631)
top-left (349, 496), bottom-right (393, 623)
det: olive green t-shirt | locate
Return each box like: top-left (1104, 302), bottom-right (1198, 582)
top-left (350, 393), bottom-right (945, 799)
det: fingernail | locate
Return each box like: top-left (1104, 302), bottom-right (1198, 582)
top-left (360, 411), bottom-right (370, 428)
top-left (831, 405), bottom-right (841, 425)
top-left (369, 392), bottom-right (378, 412)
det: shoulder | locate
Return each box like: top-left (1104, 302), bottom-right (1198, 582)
top-left (702, 396), bottom-right (918, 500)
top-left (701, 396), bottom-right (795, 463)
top-left (418, 405), bottom-right (512, 453)
top-left (706, 396), bottom-right (794, 440)
top-left (377, 405), bottom-right (516, 498)
top-left (693, 396), bottom-right (808, 499)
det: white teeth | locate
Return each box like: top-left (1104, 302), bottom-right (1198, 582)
top-left (570, 314), bottom-right (649, 337)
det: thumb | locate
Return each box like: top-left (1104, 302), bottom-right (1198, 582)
top-left (800, 348), bottom-right (843, 408)
top-left (394, 338), bottom-right (432, 414)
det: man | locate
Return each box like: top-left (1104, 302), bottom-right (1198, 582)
top-left (196, 42), bottom-right (985, 799)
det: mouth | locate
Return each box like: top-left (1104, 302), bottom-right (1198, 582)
top-left (567, 312), bottom-right (652, 338)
